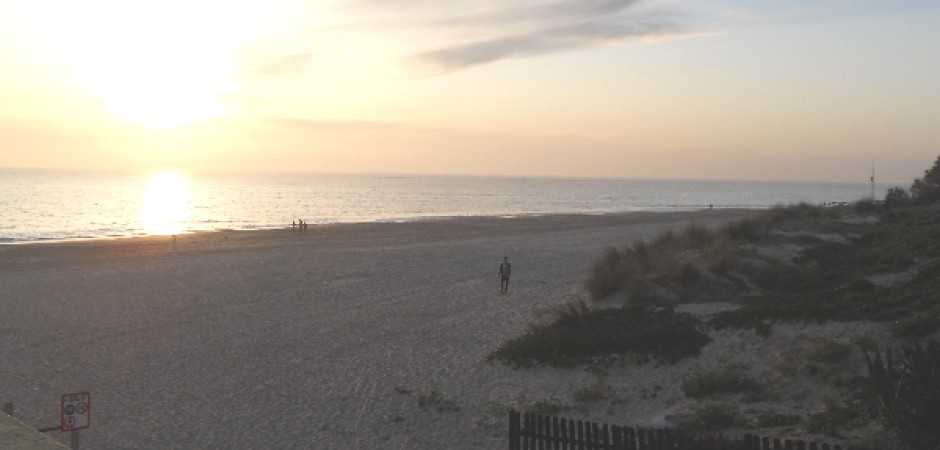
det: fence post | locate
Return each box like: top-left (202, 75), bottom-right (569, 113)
top-left (522, 413), bottom-right (536, 450)
top-left (70, 430), bottom-right (80, 450)
top-left (509, 409), bottom-right (520, 450)
top-left (612, 425), bottom-right (623, 450)
top-left (2, 402), bottom-right (12, 417)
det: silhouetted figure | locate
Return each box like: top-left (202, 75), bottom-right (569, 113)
top-left (499, 256), bottom-right (512, 293)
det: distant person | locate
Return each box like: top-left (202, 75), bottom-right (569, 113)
top-left (292, 220), bottom-right (296, 231)
top-left (498, 256), bottom-right (512, 293)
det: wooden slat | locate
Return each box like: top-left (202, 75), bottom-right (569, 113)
top-left (625, 426), bottom-right (636, 450)
top-left (552, 416), bottom-right (561, 450)
top-left (577, 420), bottom-right (585, 450)
top-left (507, 411), bottom-right (856, 450)
top-left (509, 410), bottom-right (520, 450)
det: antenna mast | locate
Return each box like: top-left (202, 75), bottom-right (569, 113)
top-left (871, 161), bottom-right (875, 201)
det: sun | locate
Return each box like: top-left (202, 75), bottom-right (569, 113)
top-left (13, 0), bottom-right (273, 129)
top-left (140, 172), bottom-right (192, 235)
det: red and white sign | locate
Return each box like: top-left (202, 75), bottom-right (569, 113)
top-left (60, 391), bottom-right (90, 432)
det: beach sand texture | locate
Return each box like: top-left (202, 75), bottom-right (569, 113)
top-left (1, 210), bottom-right (759, 449)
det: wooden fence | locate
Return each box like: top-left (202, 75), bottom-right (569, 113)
top-left (508, 410), bottom-right (859, 450)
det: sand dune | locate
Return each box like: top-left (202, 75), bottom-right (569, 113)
top-left (0, 210), bottom-right (759, 449)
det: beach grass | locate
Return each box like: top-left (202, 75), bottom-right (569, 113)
top-left (487, 305), bottom-right (710, 367)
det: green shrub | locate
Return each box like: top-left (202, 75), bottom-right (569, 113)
top-left (910, 156), bottom-right (940, 204)
top-left (554, 298), bottom-right (591, 323)
top-left (524, 400), bottom-right (568, 415)
top-left (804, 397), bottom-right (874, 435)
top-left (750, 263), bottom-right (824, 293)
top-left (853, 198), bottom-right (879, 213)
top-left (488, 306), bottom-right (710, 367)
top-left (754, 411), bottom-right (802, 428)
top-left (802, 339), bottom-right (855, 385)
top-left (681, 368), bottom-right (762, 399)
top-left (884, 186), bottom-right (911, 209)
top-left (891, 312), bottom-right (940, 338)
top-left (572, 381), bottom-right (608, 404)
top-left (681, 404), bottom-right (747, 432)
top-left (804, 338), bottom-right (852, 364)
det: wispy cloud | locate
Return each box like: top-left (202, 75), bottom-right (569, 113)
top-left (414, 14), bottom-right (682, 72)
top-left (329, 0), bottom-right (694, 73)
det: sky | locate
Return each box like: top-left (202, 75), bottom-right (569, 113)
top-left (0, 0), bottom-right (938, 183)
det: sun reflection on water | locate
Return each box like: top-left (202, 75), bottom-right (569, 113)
top-left (141, 172), bottom-right (191, 235)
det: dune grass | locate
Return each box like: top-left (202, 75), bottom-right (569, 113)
top-left (487, 304), bottom-right (710, 367)
top-left (711, 205), bottom-right (940, 336)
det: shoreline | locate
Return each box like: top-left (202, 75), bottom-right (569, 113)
top-left (0, 209), bottom-right (759, 270)
top-left (0, 207), bottom-right (764, 246)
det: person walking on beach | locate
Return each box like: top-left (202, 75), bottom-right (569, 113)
top-left (498, 256), bottom-right (512, 293)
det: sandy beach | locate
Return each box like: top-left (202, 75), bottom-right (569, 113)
top-left (1, 209), bottom-right (766, 449)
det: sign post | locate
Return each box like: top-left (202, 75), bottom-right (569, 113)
top-left (61, 391), bottom-right (90, 449)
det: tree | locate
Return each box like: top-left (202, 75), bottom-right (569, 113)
top-left (884, 186), bottom-right (911, 208)
top-left (910, 156), bottom-right (940, 203)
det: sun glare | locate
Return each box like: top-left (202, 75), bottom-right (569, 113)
top-left (141, 172), bottom-right (191, 235)
top-left (12, 0), bottom-right (274, 129)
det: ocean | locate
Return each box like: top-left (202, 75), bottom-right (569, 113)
top-left (0, 170), bottom-right (886, 243)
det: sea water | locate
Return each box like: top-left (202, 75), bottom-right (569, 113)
top-left (0, 170), bottom-right (886, 243)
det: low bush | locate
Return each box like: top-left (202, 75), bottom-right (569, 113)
top-left (754, 411), bottom-right (802, 428)
top-left (488, 306), bottom-right (710, 367)
top-left (572, 381), bottom-right (608, 404)
top-left (804, 397), bottom-right (874, 435)
top-left (890, 311), bottom-right (940, 338)
top-left (681, 368), bottom-right (763, 399)
top-left (803, 339), bottom-right (853, 379)
top-left (680, 404), bottom-right (747, 432)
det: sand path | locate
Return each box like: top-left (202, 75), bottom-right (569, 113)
top-left (0, 210), bottom-right (756, 449)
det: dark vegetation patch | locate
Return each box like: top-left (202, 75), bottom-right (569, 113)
top-left (487, 305), bottom-right (710, 367)
top-left (681, 368), bottom-right (764, 400)
top-left (708, 205), bottom-right (940, 334)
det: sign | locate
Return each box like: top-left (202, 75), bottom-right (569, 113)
top-left (60, 391), bottom-right (91, 432)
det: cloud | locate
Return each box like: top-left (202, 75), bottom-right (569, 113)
top-left (240, 1), bottom-right (698, 76)
top-left (348, 0), bottom-right (693, 73)
top-left (414, 14), bottom-right (682, 72)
